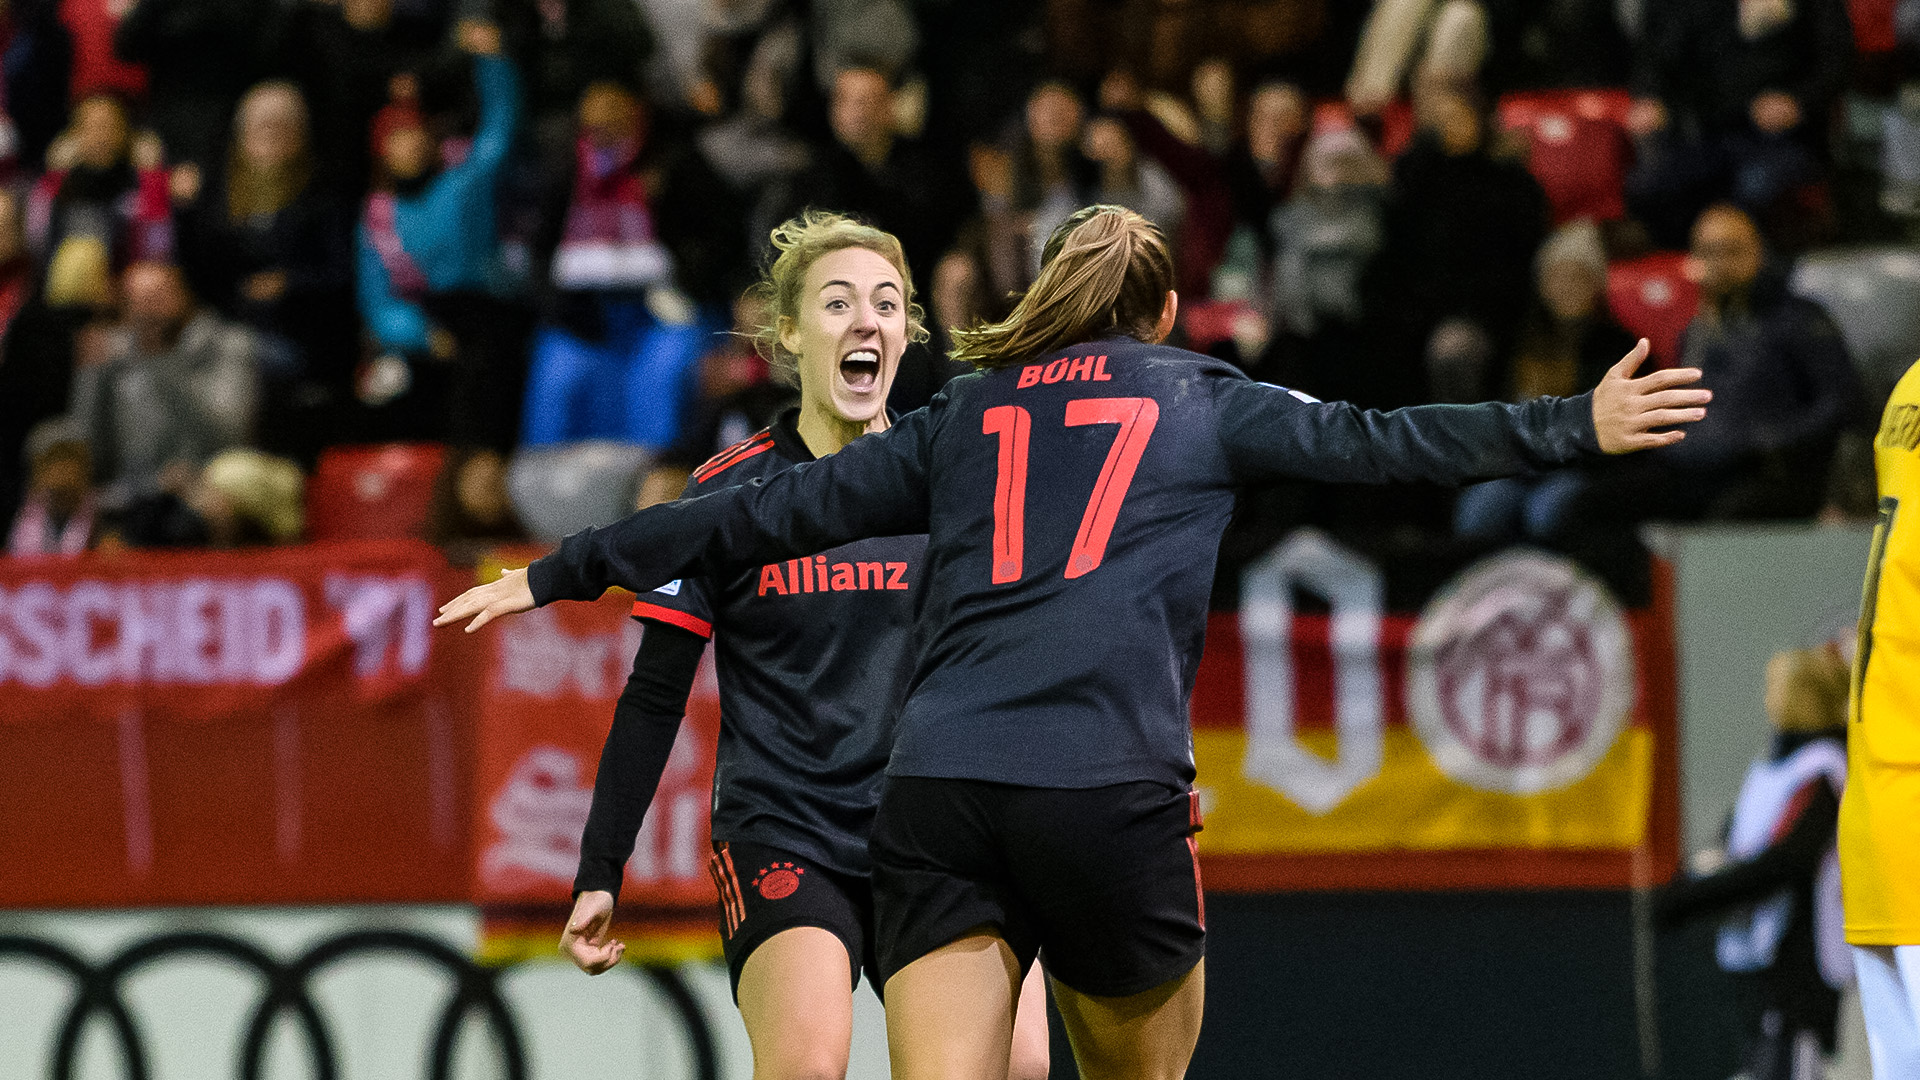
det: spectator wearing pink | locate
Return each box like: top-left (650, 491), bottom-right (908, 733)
top-left (28, 94), bottom-right (172, 278)
top-left (7, 430), bottom-right (95, 555)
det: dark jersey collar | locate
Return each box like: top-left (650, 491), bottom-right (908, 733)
top-left (768, 406), bottom-right (901, 464)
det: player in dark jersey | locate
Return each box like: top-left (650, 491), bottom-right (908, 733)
top-left (551, 213), bottom-right (1049, 1079)
top-left (440, 206), bottom-right (1711, 1079)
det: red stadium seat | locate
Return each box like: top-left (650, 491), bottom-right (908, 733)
top-left (306, 443), bottom-right (448, 541)
top-left (1606, 253), bottom-right (1699, 369)
top-left (1497, 89), bottom-right (1634, 224)
top-left (1310, 98), bottom-right (1417, 158)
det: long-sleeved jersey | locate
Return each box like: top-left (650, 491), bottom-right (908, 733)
top-left (531, 337), bottom-right (1601, 791)
top-left (581, 410), bottom-right (926, 884)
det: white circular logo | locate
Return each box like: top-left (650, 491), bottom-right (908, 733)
top-left (1405, 551), bottom-right (1633, 795)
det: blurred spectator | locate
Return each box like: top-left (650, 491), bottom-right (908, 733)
top-left (1083, 114), bottom-right (1183, 238)
top-left (694, 9), bottom-right (811, 245)
top-left (779, 63), bottom-right (958, 290)
top-left (1655, 205), bottom-right (1863, 515)
top-left (1363, 78), bottom-right (1547, 407)
top-left (1657, 646), bottom-right (1851, 1080)
top-left (1505, 204), bottom-right (1863, 537)
top-left (1228, 80), bottom-right (1309, 245)
top-left (1100, 67), bottom-right (1233, 297)
top-left (175, 80), bottom-right (354, 462)
top-left (356, 23), bottom-right (528, 450)
top-left (544, 80), bottom-right (743, 308)
top-left (1625, 0), bottom-right (1854, 246)
top-left (111, 0), bottom-right (279, 166)
top-left (28, 93), bottom-right (170, 277)
top-left (102, 445), bottom-right (303, 547)
top-left (1267, 127), bottom-right (1389, 403)
top-left (276, 0), bottom-right (435, 196)
top-left (518, 80), bottom-right (728, 452)
top-left (1452, 220), bottom-right (1640, 540)
top-left (7, 426), bottom-right (95, 555)
top-left (70, 260), bottom-right (261, 503)
top-left (426, 445), bottom-right (526, 560)
top-left (1190, 57), bottom-right (1236, 155)
top-left (1007, 80), bottom-right (1094, 279)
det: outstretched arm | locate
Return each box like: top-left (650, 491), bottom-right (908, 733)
top-left (437, 408), bottom-right (937, 631)
top-left (1218, 339), bottom-right (1709, 485)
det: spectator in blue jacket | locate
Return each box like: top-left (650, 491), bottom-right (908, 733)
top-left (356, 19), bottom-right (528, 449)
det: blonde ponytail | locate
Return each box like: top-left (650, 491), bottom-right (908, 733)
top-left (950, 205), bottom-right (1174, 369)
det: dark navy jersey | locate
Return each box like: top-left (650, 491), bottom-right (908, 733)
top-left (531, 337), bottom-right (1600, 792)
top-left (636, 410), bottom-right (926, 877)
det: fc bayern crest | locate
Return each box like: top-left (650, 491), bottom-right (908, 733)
top-left (1405, 551), bottom-right (1633, 795)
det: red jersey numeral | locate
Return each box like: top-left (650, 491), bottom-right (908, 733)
top-left (981, 397), bottom-right (1160, 583)
top-left (981, 405), bottom-right (1031, 583)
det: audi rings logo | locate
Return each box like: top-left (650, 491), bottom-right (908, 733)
top-left (0, 929), bottom-right (718, 1080)
top-left (1406, 551), bottom-right (1634, 795)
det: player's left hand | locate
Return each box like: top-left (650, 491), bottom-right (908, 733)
top-left (1591, 339), bottom-right (1711, 454)
top-left (434, 566), bottom-right (535, 632)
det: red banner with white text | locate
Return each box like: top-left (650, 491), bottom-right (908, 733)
top-left (0, 536), bottom-right (1675, 919)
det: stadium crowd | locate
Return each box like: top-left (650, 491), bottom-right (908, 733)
top-left (0, 0), bottom-right (1905, 579)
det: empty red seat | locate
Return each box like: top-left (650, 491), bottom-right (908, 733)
top-left (1497, 89), bottom-right (1634, 224)
top-left (306, 443), bottom-right (448, 541)
top-left (1606, 253), bottom-right (1699, 369)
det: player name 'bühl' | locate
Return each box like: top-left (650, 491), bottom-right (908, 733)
top-left (1017, 354), bottom-right (1112, 388)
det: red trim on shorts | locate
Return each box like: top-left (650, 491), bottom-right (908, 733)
top-left (720, 844), bottom-right (747, 929)
top-left (707, 852), bottom-right (736, 938)
top-left (631, 601), bottom-right (713, 639)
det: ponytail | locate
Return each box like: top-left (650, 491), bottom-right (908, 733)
top-left (950, 205), bottom-right (1174, 369)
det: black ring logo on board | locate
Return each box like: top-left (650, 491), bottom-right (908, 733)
top-left (0, 930), bottom-right (719, 1080)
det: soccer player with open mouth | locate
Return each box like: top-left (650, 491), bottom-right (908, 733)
top-left (441, 205), bottom-right (1710, 1079)
top-left (549, 212), bottom-right (1049, 1080)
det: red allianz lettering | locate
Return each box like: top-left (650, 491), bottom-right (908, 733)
top-left (1017, 354), bottom-right (1110, 389)
top-left (757, 560), bottom-right (910, 595)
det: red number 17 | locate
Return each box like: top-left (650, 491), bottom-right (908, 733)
top-left (982, 397), bottom-right (1160, 583)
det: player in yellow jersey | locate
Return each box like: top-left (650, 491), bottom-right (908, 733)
top-left (1844, 357), bottom-right (1920, 1076)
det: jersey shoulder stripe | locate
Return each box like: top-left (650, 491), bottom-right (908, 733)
top-left (692, 431), bottom-right (775, 483)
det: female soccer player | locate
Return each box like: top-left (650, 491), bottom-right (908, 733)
top-left (554, 211), bottom-right (1049, 1080)
top-left (441, 205), bottom-right (1710, 1079)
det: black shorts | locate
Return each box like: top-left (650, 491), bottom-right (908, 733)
top-left (869, 777), bottom-right (1206, 998)
top-left (706, 839), bottom-right (881, 1001)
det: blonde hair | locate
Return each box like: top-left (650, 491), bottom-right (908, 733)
top-left (949, 205), bottom-right (1174, 369)
top-left (1765, 647), bottom-right (1850, 735)
top-left (747, 210), bottom-right (927, 385)
top-left (201, 449), bottom-right (305, 543)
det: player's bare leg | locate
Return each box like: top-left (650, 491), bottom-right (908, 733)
top-left (884, 930), bottom-right (1022, 1080)
top-left (1010, 960), bottom-right (1052, 1079)
top-left (1049, 959), bottom-right (1204, 1080)
top-left (736, 926), bottom-right (856, 1080)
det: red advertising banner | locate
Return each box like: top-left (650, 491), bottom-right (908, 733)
top-left (0, 536), bottom-right (1677, 919)
top-left (0, 541), bottom-right (478, 907)
top-left (469, 561), bottom-right (720, 917)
